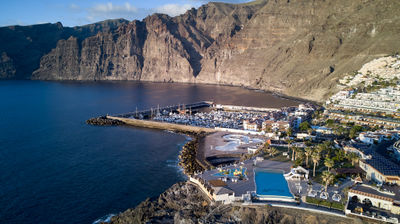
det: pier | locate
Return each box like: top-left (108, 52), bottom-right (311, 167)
top-left (107, 115), bottom-right (215, 133)
top-left (113, 101), bottom-right (213, 119)
top-left (107, 101), bottom-right (215, 133)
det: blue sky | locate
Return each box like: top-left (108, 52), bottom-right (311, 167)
top-left (0, 0), bottom-right (252, 27)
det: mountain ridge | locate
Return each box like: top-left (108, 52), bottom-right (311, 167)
top-left (1, 0), bottom-right (400, 102)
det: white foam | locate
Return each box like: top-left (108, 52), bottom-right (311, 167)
top-left (93, 213), bottom-right (116, 224)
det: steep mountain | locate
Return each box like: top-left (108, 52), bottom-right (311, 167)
top-left (0, 19), bottom-right (128, 79)
top-left (1, 0), bottom-right (400, 102)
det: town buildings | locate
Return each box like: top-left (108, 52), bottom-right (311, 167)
top-left (359, 131), bottom-right (399, 145)
top-left (327, 88), bottom-right (400, 115)
top-left (327, 110), bottom-right (400, 128)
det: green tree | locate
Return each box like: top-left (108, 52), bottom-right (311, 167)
top-left (262, 142), bottom-right (270, 154)
top-left (312, 152), bottom-right (321, 177)
top-left (295, 147), bottom-right (304, 161)
top-left (347, 152), bottom-right (360, 166)
top-left (269, 147), bottom-right (278, 157)
top-left (299, 121), bottom-right (311, 132)
top-left (326, 119), bottom-right (335, 128)
top-left (324, 157), bottom-right (335, 172)
top-left (287, 139), bottom-right (294, 161)
top-left (322, 171), bottom-right (335, 192)
top-left (304, 147), bottom-right (313, 167)
top-left (291, 146), bottom-right (297, 162)
top-left (349, 125), bottom-right (364, 139)
top-left (334, 149), bottom-right (346, 162)
top-left (287, 128), bottom-right (293, 137)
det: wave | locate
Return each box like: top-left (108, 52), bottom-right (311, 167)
top-left (93, 213), bottom-right (116, 224)
top-left (166, 159), bottom-right (187, 180)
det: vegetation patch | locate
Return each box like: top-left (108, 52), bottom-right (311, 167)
top-left (305, 196), bottom-right (345, 211)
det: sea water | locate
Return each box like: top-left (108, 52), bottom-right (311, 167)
top-left (0, 81), bottom-right (298, 223)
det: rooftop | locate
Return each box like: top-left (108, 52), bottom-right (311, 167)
top-left (346, 141), bottom-right (400, 176)
top-left (350, 184), bottom-right (400, 202)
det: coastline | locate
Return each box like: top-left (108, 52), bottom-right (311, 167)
top-left (31, 79), bottom-right (318, 105)
top-left (96, 117), bottom-right (355, 224)
top-left (83, 88), bottom-right (346, 223)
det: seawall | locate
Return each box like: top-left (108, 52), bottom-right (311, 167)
top-left (106, 116), bottom-right (215, 133)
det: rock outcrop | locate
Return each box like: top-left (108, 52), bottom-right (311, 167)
top-left (107, 182), bottom-right (357, 224)
top-left (86, 116), bottom-right (124, 126)
top-left (2, 0), bottom-right (400, 101)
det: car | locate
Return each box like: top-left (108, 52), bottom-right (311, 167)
top-left (354, 206), bottom-right (363, 214)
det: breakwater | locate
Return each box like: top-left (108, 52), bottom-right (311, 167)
top-left (114, 101), bottom-right (213, 119)
top-left (86, 116), bottom-right (124, 126)
top-left (106, 116), bottom-right (215, 133)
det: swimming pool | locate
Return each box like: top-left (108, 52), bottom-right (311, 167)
top-left (255, 169), bottom-right (293, 199)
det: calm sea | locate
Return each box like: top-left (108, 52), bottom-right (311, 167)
top-left (0, 81), bottom-right (298, 223)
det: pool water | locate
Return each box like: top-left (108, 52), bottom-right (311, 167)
top-left (255, 169), bottom-right (293, 198)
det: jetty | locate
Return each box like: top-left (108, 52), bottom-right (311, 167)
top-left (107, 101), bottom-right (215, 133)
top-left (113, 101), bottom-right (213, 119)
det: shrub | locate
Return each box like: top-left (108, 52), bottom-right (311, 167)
top-left (305, 197), bottom-right (345, 211)
top-left (330, 201), bottom-right (345, 210)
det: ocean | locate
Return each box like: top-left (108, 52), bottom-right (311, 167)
top-left (0, 81), bottom-right (298, 223)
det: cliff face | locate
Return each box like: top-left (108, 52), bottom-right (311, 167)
top-left (2, 0), bottom-right (400, 101)
top-left (0, 19), bottom-right (128, 79)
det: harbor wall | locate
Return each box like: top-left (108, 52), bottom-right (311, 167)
top-left (106, 116), bottom-right (215, 133)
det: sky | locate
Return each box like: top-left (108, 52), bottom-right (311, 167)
top-left (0, 0), bottom-right (252, 27)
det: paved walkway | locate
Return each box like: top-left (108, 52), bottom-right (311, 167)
top-left (247, 201), bottom-right (349, 218)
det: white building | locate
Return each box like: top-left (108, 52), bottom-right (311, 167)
top-left (347, 184), bottom-right (400, 215)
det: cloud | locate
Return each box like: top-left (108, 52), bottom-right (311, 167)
top-left (73, 1), bottom-right (253, 25)
top-left (155, 4), bottom-right (194, 17)
top-left (86, 2), bottom-right (195, 22)
top-left (190, 0), bottom-right (253, 4)
top-left (87, 2), bottom-right (143, 22)
top-left (69, 3), bottom-right (80, 11)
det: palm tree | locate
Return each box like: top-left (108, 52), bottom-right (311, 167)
top-left (269, 147), bottom-right (278, 157)
top-left (316, 144), bottom-right (325, 154)
top-left (295, 147), bottom-right (304, 161)
top-left (287, 139), bottom-right (295, 161)
top-left (322, 171), bottom-right (335, 192)
top-left (311, 151), bottom-right (321, 177)
top-left (324, 157), bottom-right (335, 172)
top-left (334, 149), bottom-right (346, 162)
top-left (347, 152), bottom-right (360, 166)
top-left (262, 142), bottom-right (270, 153)
top-left (304, 147), bottom-right (313, 167)
top-left (287, 128), bottom-right (293, 137)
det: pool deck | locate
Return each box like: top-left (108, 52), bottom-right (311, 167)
top-left (197, 160), bottom-right (294, 198)
top-left (200, 132), bottom-right (267, 159)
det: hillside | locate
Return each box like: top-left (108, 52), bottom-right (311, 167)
top-left (1, 0), bottom-right (400, 102)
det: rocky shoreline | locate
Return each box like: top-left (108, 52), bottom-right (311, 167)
top-left (106, 182), bottom-right (356, 224)
top-left (86, 116), bottom-right (124, 126)
top-left (102, 130), bottom-right (358, 224)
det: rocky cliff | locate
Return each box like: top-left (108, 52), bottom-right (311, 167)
top-left (0, 19), bottom-right (128, 79)
top-left (107, 182), bottom-right (358, 224)
top-left (2, 0), bottom-right (400, 101)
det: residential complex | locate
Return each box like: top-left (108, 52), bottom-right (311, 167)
top-left (327, 88), bottom-right (400, 115)
top-left (327, 110), bottom-right (400, 128)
